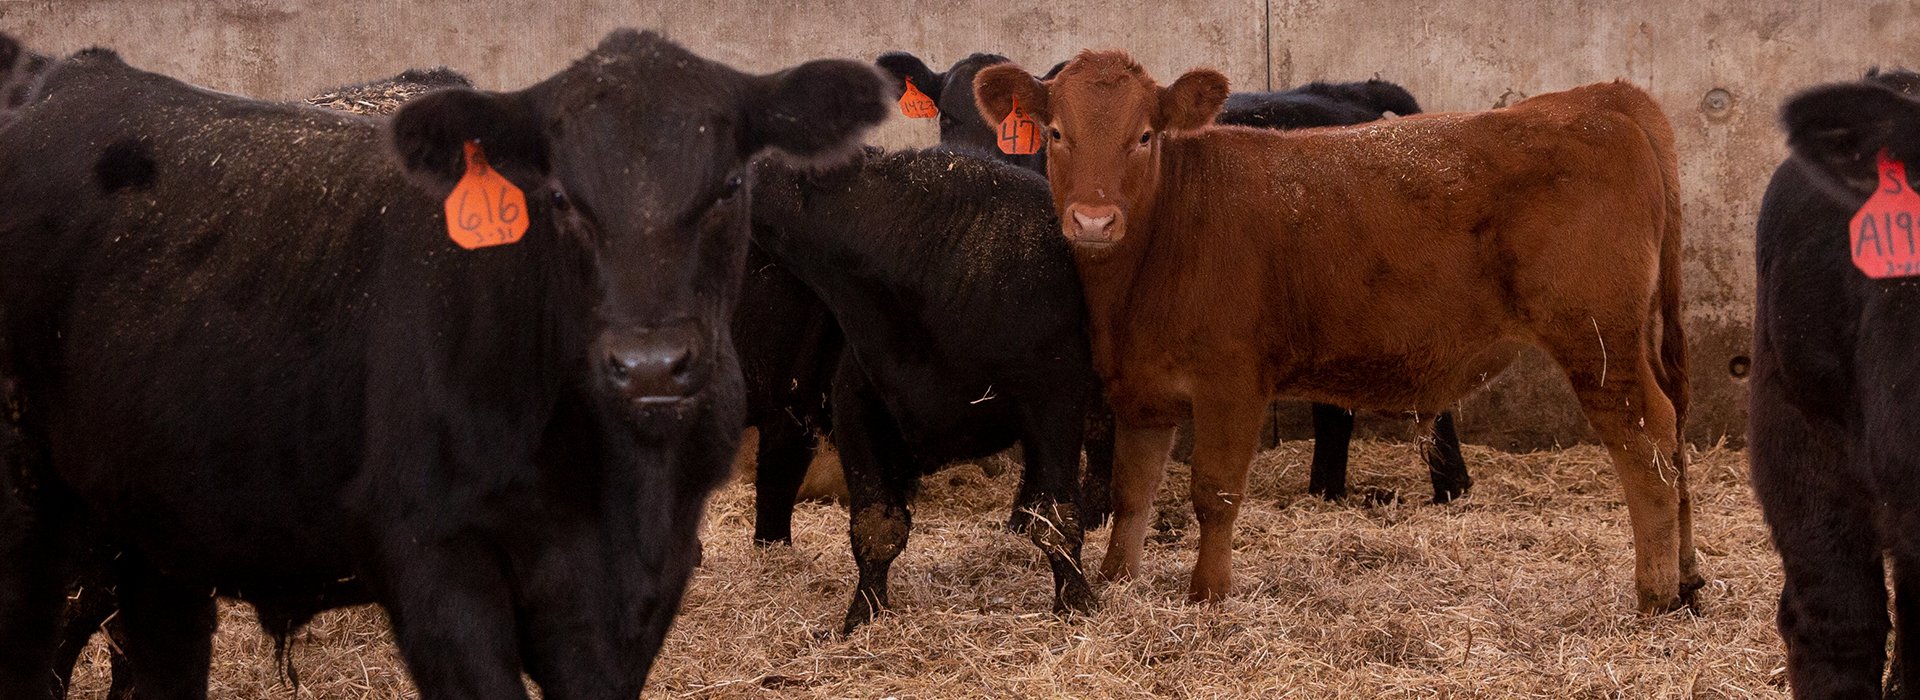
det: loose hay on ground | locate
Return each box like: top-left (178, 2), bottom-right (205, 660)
top-left (64, 441), bottom-right (1787, 699)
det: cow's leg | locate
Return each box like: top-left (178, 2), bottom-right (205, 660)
top-left (1306, 403), bottom-right (1354, 500)
top-left (1749, 378), bottom-right (1884, 697)
top-left (752, 418), bottom-right (817, 545)
top-left (108, 561), bottom-right (214, 700)
top-left (1079, 400), bottom-right (1116, 530)
top-left (833, 370), bottom-right (917, 634)
top-left (0, 507), bottom-right (67, 700)
top-left (1015, 396), bottom-right (1096, 617)
top-left (52, 570), bottom-right (122, 696)
top-left (1186, 391), bottom-right (1268, 602)
top-left (376, 542), bottom-right (528, 700)
top-left (1549, 329), bottom-right (1688, 613)
top-left (1096, 421), bottom-right (1175, 584)
top-left (1424, 411), bottom-right (1472, 503)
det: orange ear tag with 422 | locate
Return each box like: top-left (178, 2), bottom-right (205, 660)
top-left (445, 141), bottom-right (529, 250)
top-left (1850, 149), bottom-right (1920, 279)
top-left (997, 96), bottom-right (1042, 155)
top-left (898, 78), bottom-right (938, 119)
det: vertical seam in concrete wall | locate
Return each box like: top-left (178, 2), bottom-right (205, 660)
top-left (1262, 0), bottom-right (1273, 90)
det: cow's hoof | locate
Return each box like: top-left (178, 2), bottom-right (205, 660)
top-left (840, 594), bottom-right (885, 635)
top-left (1430, 483), bottom-right (1471, 504)
top-left (1004, 509), bottom-right (1035, 535)
top-left (1055, 577), bottom-right (1099, 617)
top-left (751, 535), bottom-right (793, 548)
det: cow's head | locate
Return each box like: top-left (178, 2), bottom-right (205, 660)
top-left (0, 33), bottom-right (50, 118)
top-left (877, 51), bottom-right (1064, 166)
top-left (975, 51), bottom-right (1227, 248)
top-left (1782, 68), bottom-right (1920, 204)
top-left (391, 30), bottom-right (886, 408)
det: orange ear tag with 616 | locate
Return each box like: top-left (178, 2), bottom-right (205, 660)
top-left (445, 141), bottom-right (529, 250)
top-left (997, 96), bottom-right (1042, 155)
top-left (1850, 149), bottom-right (1920, 279)
top-left (898, 78), bottom-right (938, 119)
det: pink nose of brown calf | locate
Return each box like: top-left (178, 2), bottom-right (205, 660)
top-left (1069, 204), bottom-right (1119, 242)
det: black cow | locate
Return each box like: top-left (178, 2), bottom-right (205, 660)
top-left (734, 244), bottom-right (843, 545)
top-left (0, 29), bottom-right (885, 700)
top-left (1752, 67), bottom-right (1920, 699)
top-left (304, 66), bottom-right (474, 115)
top-left (750, 148), bottom-right (1099, 633)
top-left (0, 33), bottom-right (49, 117)
top-left (1215, 79), bottom-right (1422, 130)
top-left (877, 51), bottom-right (1468, 503)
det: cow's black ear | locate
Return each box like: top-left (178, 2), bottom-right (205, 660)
top-left (1783, 81), bottom-right (1920, 200)
top-left (875, 51), bottom-right (941, 104)
top-left (746, 59), bottom-right (889, 165)
top-left (1040, 60), bottom-right (1068, 81)
top-left (388, 88), bottom-right (549, 196)
top-left (0, 34), bottom-right (19, 73)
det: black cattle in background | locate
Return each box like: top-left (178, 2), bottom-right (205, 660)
top-left (734, 245), bottom-right (844, 544)
top-left (0, 30), bottom-right (886, 700)
top-left (1751, 67), bottom-right (1920, 699)
top-left (751, 148), bottom-right (1099, 633)
top-left (303, 66), bottom-right (474, 115)
top-left (1215, 79), bottom-right (1421, 130)
top-left (0, 33), bottom-right (48, 117)
top-left (876, 50), bottom-right (1468, 503)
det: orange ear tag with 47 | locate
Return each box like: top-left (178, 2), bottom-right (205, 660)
top-left (1850, 149), bottom-right (1920, 279)
top-left (445, 141), bottom-right (529, 250)
top-left (997, 96), bottom-right (1042, 155)
top-left (898, 78), bottom-right (938, 119)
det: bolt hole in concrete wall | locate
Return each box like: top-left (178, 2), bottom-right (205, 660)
top-left (3, 1), bottom-right (1917, 450)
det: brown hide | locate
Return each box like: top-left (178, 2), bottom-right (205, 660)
top-left (977, 52), bottom-right (1696, 614)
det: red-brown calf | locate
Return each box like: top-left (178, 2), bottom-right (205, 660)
top-left (976, 52), bottom-right (1697, 613)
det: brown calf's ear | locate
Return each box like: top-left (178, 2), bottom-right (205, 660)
top-left (974, 63), bottom-right (1051, 126)
top-left (1156, 69), bottom-right (1230, 132)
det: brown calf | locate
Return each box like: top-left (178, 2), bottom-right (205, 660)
top-left (975, 52), bottom-right (1697, 613)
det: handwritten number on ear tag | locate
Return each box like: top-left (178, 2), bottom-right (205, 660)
top-left (998, 97), bottom-right (1041, 155)
top-left (445, 141), bottom-right (529, 250)
top-left (1850, 149), bottom-right (1920, 279)
top-left (898, 78), bottom-right (938, 119)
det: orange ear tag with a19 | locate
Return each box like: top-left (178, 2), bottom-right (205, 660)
top-left (445, 141), bottom-right (529, 250)
top-left (1850, 149), bottom-right (1920, 278)
top-left (997, 96), bottom-right (1042, 155)
top-left (898, 78), bottom-right (938, 119)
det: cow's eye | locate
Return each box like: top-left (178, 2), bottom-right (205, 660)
top-left (1048, 127), bottom-right (1062, 140)
top-left (548, 190), bottom-right (571, 211)
top-left (719, 174), bottom-right (743, 200)
top-left (1139, 131), bottom-right (1153, 145)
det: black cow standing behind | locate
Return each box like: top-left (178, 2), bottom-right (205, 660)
top-left (1752, 67), bottom-right (1920, 699)
top-left (876, 50), bottom-right (1470, 503)
top-left (751, 148), bottom-right (1099, 633)
top-left (0, 30), bottom-right (887, 700)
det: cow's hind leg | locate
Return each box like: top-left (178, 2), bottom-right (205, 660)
top-left (1015, 396), bottom-right (1096, 617)
top-left (832, 369), bottom-right (917, 634)
top-left (752, 418), bottom-right (817, 546)
top-left (109, 560), bottom-right (215, 700)
top-left (1549, 333), bottom-right (1688, 613)
top-left (1307, 403), bottom-right (1355, 500)
top-left (0, 503), bottom-right (67, 700)
top-left (1186, 391), bottom-right (1269, 602)
top-left (1749, 375), bottom-right (1885, 697)
top-left (1096, 422), bottom-right (1175, 585)
top-left (1079, 400), bottom-right (1116, 530)
top-left (1424, 411), bottom-right (1472, 503)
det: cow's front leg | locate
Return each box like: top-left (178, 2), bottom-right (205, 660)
top-left (374, 535), bottom-right (529, 700)
top-left (1016, 395), bottom-right (1096, 617)
top-left (1186, 390), bottom-right (1268, 602)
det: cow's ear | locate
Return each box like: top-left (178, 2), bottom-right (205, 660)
top-left (1783, 82), bottom-right (1920, 200)
top-left (745, 59), bottom-right (889, 165)
top-left (1157, 69), bottom-right (1230, 133)
top-left (0, 34), bottom-right (19, 73)
top-left (389, 88), bottom-right (548, 196)
top-left (974, 63), bottom-right (1051, 126)
top-left (875, 51), bottom-right (942, 104)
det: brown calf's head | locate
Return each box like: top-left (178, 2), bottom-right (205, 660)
top-left (974, 50), bottom-right (1227, 248)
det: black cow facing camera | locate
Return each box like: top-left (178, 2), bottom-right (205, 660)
top-left (0, 30), bottom-right (885, 699)
top-left (1752, 67), bottom-right (1920, 699)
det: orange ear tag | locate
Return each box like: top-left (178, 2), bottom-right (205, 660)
top-left (898, 78), bottom-right (938, 119)
top-left (997, 96), bottom-right (1042, 155)
top-left (445, 141), bottom-right (529, 250)
top-left (1850, 149), bottom-right (1920, 278)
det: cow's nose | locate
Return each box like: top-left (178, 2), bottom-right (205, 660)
top-left (1071, 205), bottom-right (1119, 241)
top-left (602, 322), bottom-right (709, 402)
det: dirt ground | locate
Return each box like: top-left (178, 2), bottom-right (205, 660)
top-left (64, 439), bottom-right (1788, 699)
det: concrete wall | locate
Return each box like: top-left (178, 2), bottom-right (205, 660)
top-left (3, 0), bottom-right (1914, 449)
